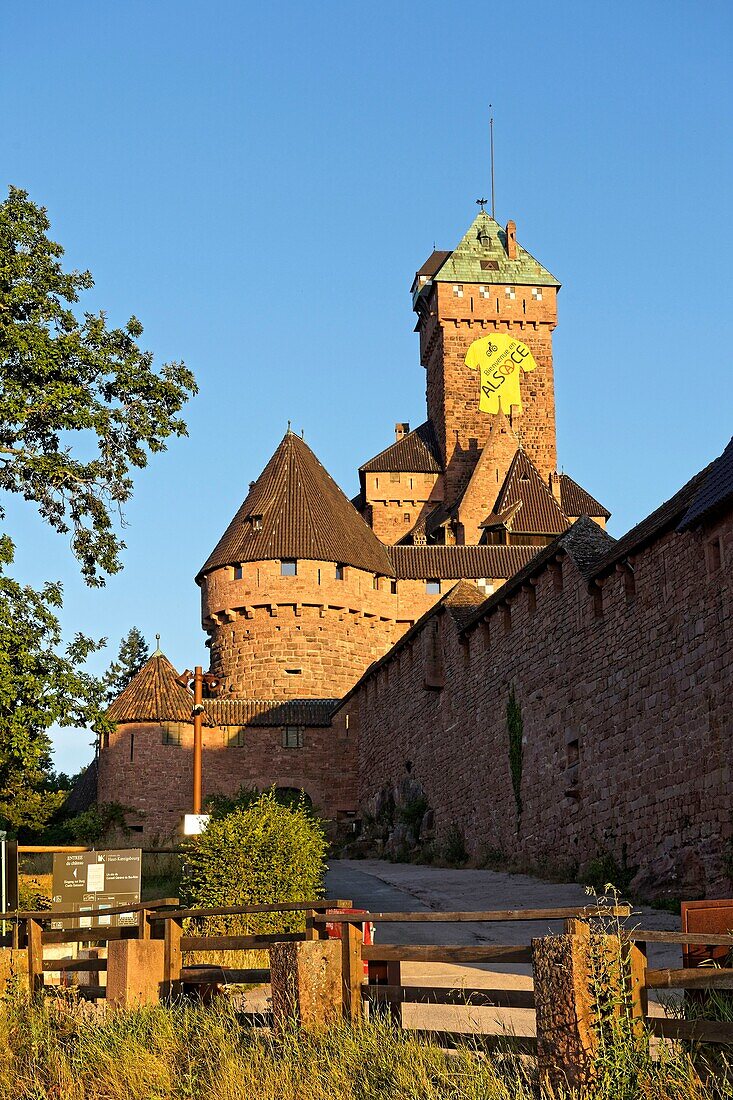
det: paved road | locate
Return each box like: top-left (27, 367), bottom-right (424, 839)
top-left (325, 859), bottom-right (679, 1034)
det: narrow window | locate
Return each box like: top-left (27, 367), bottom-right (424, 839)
top-left (335, 563), bottom-right (344, 581)
top-left (527, 584), bottom-right (537, 615)
top-left (403, 512), bottom-right (411, 523)
top-left (162, 723), bottom-right (183, 746)
top-left (317, 568), bottom-right (321, 584)
top-left (102, 731), bottom-right (110, 751)
top-left (285, 668), bottom-right (302, 676)
top-left (234, 564), bottom-right (243, 580)
top-left (281, 558), bottom-right (297, 576)
top-left (390, 579), bottom-right (398, 594)
top-left (373, 576), bottom-right (379, 590)
top-left (426, 579), bottom-right (441, 595)
top-left (565, 733), bottom-right (580, 797)
top-left (502, 603), bottom-right (512, 633)
top-left (129, 732), bottom-right (135, 762)
top-left (282, 726), bottom-right (304, 749)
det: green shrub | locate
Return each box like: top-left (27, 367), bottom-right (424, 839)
top-left (66, 801), bottom-right (134, 844)
top-left (442, 823), bottom-right (468, 866)
top-left (180, 789), bottom-right (327, 935)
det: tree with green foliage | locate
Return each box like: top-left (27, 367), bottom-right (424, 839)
top-left (0, 186), bottom-right (196, 831)
top-left (104, 627), bottom-right (150, 703)
top-left (181, 790), bottom-right (327, 935)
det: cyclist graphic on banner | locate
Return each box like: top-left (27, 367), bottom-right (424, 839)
top-left (465, 333), bottom-right (538, 414)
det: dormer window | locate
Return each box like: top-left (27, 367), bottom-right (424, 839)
top-left (248, 514), bottom-right (263, 531)
top-left (281, 559), bottom-right (297, 576)
top-left (452, 285), bottom-right (464, 298)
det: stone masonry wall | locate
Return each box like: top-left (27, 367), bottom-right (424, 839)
top-left (97, 717), bottom-right (358, 841)
top-left (363, 472), bottom-right (443, 544)
top-left (201, 559), bottom-right (448, 698)
top-left (346, 509), bottom-right (733, 897)
top-left (420, 283), bottom-right (557, 501)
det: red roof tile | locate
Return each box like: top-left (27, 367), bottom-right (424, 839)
top-left (560, 474), bottom-right (610, 520)
top-left (389, 544), bottom-right (536, 579)
top-left (359, 420), bottom-right (443, 474)
top-left (107, 652), bottom-right (203, 724)
top-left (198, 432), bottom-right (394, 579)
top-left (492, 451), bottom-right (570, 535)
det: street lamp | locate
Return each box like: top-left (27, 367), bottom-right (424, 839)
top-left (176, 666), bottom-right (223, 833)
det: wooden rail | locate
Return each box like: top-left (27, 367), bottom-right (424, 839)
top-left (317, 905), bottom-right (632, 924)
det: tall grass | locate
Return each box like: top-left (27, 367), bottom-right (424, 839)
top-left (0, 991), bottom-right (730, 1100)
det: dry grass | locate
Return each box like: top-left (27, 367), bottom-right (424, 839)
top-left (0, 992), bottom-right (730, 1100)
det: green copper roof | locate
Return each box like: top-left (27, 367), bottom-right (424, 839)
top-left (432, 212), bottom-right (560, 288)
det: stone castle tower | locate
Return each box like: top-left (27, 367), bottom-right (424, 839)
top-left (97, 204), bottom-right (611, 838)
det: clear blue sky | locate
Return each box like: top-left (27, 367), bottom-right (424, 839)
top-left (2, 1), bottom-right (732, 773)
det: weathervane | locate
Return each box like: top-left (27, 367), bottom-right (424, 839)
top-left (476, 197), bottom-right (488, 212)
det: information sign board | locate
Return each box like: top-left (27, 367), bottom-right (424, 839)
top-left (51, 849), bottom-right (142, 930)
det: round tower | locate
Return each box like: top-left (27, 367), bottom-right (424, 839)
top-left (196, 431), bottom-right (405, 699)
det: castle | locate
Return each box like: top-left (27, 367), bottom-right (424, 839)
top-left (96, 205), bottom-right (732, 897)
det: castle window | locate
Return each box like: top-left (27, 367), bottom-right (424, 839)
top-left (285, 668), bottom-right (302, 675)
top-left (564, 732), bottom-right (580, 797)
top-left (390, 579), bottom-right (398, 594)
top-left (403, 512), bottom-right (410, 523)
top-left (505, 286), bottom-right (516, 300)
top-left (426, 579), bottom-right (441, 595)
top-left (706, 535), bottom-right (723, 576)
top-left (335, 563), bottom-right (344, 581)
top-left (452, 285), bottom-right (464, 298)
top-left (228, 726), bottom-right (246, 747)
top-left (234, 565), bottom-right (243, 580)
top-left (101, 731), bottom-right (110, 750)
top-left (479, 286), bottom-right (491, 298)
top-left (281, 558), bottom-right (297, 576)
top-left (282, 726), bottom-right (304, 749)
top-left (389, 471), bottom-right (400, 483)
top-left (129, 732), bottom-right (135, 762)
top-left (162, 723), bottom-right (183, 746)
top-left (531, 287), bottom-right (543, 301)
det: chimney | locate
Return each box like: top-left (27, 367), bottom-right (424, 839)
top-left (506, 220), bottom-right (517, 260)
top-left (395, 422), bottom-right (410, 441)
top-left (549, 471), bottom-right (562, 503)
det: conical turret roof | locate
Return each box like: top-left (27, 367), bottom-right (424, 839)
top-left (107, 651), bottom-right (201, 724)
top-left (198, 431), bottom-right (395, 579)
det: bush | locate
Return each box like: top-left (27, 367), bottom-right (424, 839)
top-left (180, 789), bottom-right (327, 935)
top-left (441, 823), bottom-right (468, 866)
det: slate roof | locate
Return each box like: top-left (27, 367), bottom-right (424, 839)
top-left (487, 451), bottom-right (570, 535)
top-left (590, 462), bottom-right (715, 578)
top-left (388, 544), bottom-right (536, 579)
top-left (415, 250), bottom-right (452, 279)
top-left (677, 437), bottom-right (733, 531)
top-left (359, 421), bottom-right (443, 474)
top-left (424, 212), bottom-right (560, 288)
top-left (204, 698), bottom-right (339, 728)
top-left (107, 652), bottom-right (204, 725)
top-left (65, 759), bottom-right (99, 815)
top-left (198, 431), bottom-right (394, 579)
top-left (460, 516), bottom-right (616, 634)
top-left (560, 474), bottom-right (611, 520)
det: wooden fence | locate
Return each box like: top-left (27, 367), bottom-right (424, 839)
top-left (2, 899), bottom-right (733, 1056)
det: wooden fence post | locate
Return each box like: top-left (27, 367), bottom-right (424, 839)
top-left (626, 939), bottom-right (648, 1036)
top-left (386, 960), bottom-right (403, 1026)
top-left (342, 919), bottom-right (363, 1025)
top-left (163, 918), bottom-right (183, 999)
top-left (27, 919), bottom-right (43, 995)
top-left (139, 908), bottom-right (151, 941)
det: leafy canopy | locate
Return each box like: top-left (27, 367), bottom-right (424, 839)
top-left (0, 187), bottom-right (196, 831)
top-left (181, 790), bottom-right (328, 935)
top-left (0, 186), bottom-right (197, 585)
top-left (104, 626), bottom-right (150, 703)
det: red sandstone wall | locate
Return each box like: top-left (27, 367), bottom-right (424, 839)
top-left (199, 559), bottom-right (442, 698)
top-left (363, 472), bottom-right (443, 544)
top-left (349, 510), bottom-right (733, 896)
top-left (97, 718), bottom-right (358, 840)
top-left (419, 283), bottom-right (557, 500)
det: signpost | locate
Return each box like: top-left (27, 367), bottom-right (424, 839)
top-left (51, 849), bottom-right (142, 930)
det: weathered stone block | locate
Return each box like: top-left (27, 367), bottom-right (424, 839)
top-left (269, 939), bottom-right (342, 1032)
top-left (107, 939), bottom-right (165, 1008)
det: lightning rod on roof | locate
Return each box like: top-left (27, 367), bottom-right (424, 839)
top-left (489, 105), bottom-right (496, 220)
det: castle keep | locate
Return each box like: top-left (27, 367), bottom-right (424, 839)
top-left (96, 204), bottom-right (732, 896)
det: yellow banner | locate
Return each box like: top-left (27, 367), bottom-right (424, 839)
top-left (465, 334), bottom-right (537, 414)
